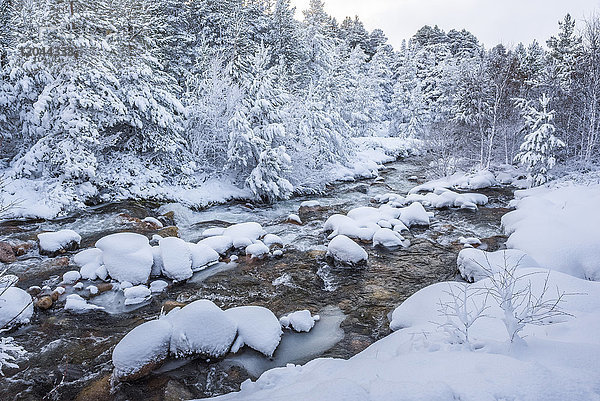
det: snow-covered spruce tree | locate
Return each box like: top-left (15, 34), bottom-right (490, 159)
top-left (515, 94), bottom-right (565, 186)
top-left (227, 45), bottom-right (293, 202)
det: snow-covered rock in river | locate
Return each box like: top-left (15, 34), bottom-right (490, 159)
top-left (150, 280), bottom-right (168, 293)
top-left (37, 229), bottom-right (81, 255)
top-left (326, 235), bottom-right (368, 266)
top-left (123, 285), bottom-right (152, 306)
top-left (188, 243), bottom-right (220, 271)
top-left (457, 248), bottom-right (540, 282)
top-left (159, 237), bottom-right (193, 281)
top-left (279, 310), bottom-right (319, 333)
top-left (0, 286), bottom-right (34, 328)
top-left (73, 248), bottom-right (103, 280)
top-left (64, 294), bottom-right (104, 313)
top-left (223, 222), bottom-right (266, 247)
top-left (169, 300), bottom-right (237, 359)
top-left (246, 241), bottom-right (270, 259)
top-left (62, 270), bottom-right (81, 284)
top-left (95, 233), bottom-right (153, 285)
top-left (225, 306), bottom-right (282, 357)
top-left (198, 236), bottom-right (233, 255)
top-left (112, 319), bottom-right (172, 382)
top-left (372, 228), bottom-right (409, 248)
top-left (263, 234), bottom-right (283, 248)
top-left (398, 202), bottom-right (431, 227)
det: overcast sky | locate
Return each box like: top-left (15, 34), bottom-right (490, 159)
top-left (292, 0), bottom-right (599, 49)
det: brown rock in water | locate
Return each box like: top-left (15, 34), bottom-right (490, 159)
top-left (35, 295), bottom-right (53, 310)
top-left (161, 300), bottom-right (186, 313)
top-left (12, 241), bottom-right (33, 256)
top-left (157, 226), bottom-right (179, 238)
top-left (27, 286), bottom-right (42, 297)
top-left (159, 211), bottom-right (176, 227)
top-left (50, 256), bottom-right (70, 267)
top-left (75, 374), bottom-right (112, 401)
top-left (163, 379), bottom-right (193, 401)
top-left (0, 241), bottom-right (16, 263)
top-left (119, 213), bottom-right (143, 225)
top-left (95, 283), bottom-right (114, 294)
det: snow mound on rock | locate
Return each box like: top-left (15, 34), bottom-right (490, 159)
top-left (0, 286), bottom-right (33, 328)
top-left (38, 229), bottom-right (81, 253)
top-left (279, 310), bottom-right (318, 333)
top-left (327, 235), bottom-right (368, 266)
top-left (225, 306), bottom-right (282, 357)
top-left (188, 243), bottom-right (220, 271)
top-left (95, 233), bottom-right (153, 284)
top-left (372, 228), bottom-right (409, 248)
top-left (159, 237), bottom-right (193, 281)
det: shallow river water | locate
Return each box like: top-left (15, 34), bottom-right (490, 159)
top-left (0, 158), bottom-right (514, 400)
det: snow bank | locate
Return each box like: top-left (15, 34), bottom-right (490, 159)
top-left (457, 248), bottom-right (540, 282)
top-left (326, 235), bottom-right (368, 266)
top-left (502, 183), bottom-right (600, 280)
top-left (280, 310), bottom-right (319, 333)
top-left (169, 300), bottom-right (237, 359)
top-left (112, 319), bottom-right (172, 381)
top-left (37, 229), bottom-right (81, 254)
top-left (225, 306), bottom-right (282, 357)
top-left (95, 233), bottom-right (153, 284)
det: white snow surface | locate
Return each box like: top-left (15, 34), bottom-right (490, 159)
top-left (502, 183), bottom-right (600, 280)
top-left (263, 234), bottom-right (283, 248)
top-left (95, 233), bottom-right (153, 284)
top-left (62, 270), bottom-right (81, 284)
top-left (150, 280), bottom-right (168, 293)
top-left (457, 248), bottom-right (540, 282)
top-left (188, 243), bottom-right (220, 271)
top-left (326, 235), bottom-right (368, 265)
top-left (280, 310), bottom-right (318, 333)
top-left (169, 300), bottom-right (237, 358)
top-left (198, 236), bottom-right (233, 255)
top-left (246, 241), bottom-right (270, 259)
top-left (123, 285), bottom-right (151, 306)
top-left (372, 228), bottom-right (409, 248)
top-left (112, 319), bottom-right (172, 380)
top-left (159, 237), bottom-right (193, 281)
top-left (225, 306), bottom-right (282, 357)
top-left (37, 229), bottom-right (81, 253)
top-left (0, 286), bottom-right (33, 328)
top-left (64, 294), bottom-right (104, 312)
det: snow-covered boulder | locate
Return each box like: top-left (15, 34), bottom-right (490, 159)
top-left (202, 227), bottom-right (225, 237)
top-left (279, 310), bottom-right (319, 333)
top-left (246, 241), bottom-right (270, 259)
top-left (73, 248), bottom-right (103, 280)
top-left (263, 234), bottom-right (284, 248)
top-left (38, 229), bottom-right (81, 255)
top-left (457, 248), bottom-right (540, 282)
top-left (399, 202), bottom-right (431, 227)
top-left (123, 285), bottom-right (152, 306)
top-left (95, 233), bottom-right (153, 285)
top-left (64, 294), bottom-right (104, 313)
top-left (150, 280), bottom-right (168, 293)
top-left (372, 228), bottom-right (409, 248)
top-left (0, 286), bottom-right (33, 328)
top-left (112, 319), bottom-right (172, 382)
top-left (198, 236), bottom-right (233, 255)
top-left (188, 243), bottom-right (220, 271)
top-left (169, 300), bottom-right (237, 359)
top-left (62, 270), bottom-right (81, 284)
top-left (159, 237), bottom-right (193, 282)
top-left (225, 306), bottom-right (282, 357)
top-left (327, 235), bottom-right (368, 266)
top-left (223, 222), bottom-right (265, 244)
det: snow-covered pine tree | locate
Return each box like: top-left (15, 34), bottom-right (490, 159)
top-left (515, 94), bottom-right (565, 186)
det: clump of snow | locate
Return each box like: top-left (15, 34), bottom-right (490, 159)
top-left (87, 285), bottom-right (99, 295)
top-left (409, 170), bottom-right (497, 195)
top-left (272, 249), bottom-right (283, 257)
top-left (73, 282), bottom-right (84, 290)
top-left (64, 294), bottom-right (104, 313)
top-left (398, 202), bottom-right (431, 227)
top-left (188, 243), bottom-right (220, 271)
top-left (112, 319), bottom-right (172, 381)
top-left (123, 285), bottom-right (152, 306)
top-left (73, 248), bottom-right (103, 280)
top-left (223, 222), bottom-right (266, 247)
top-left (280, 310), bottom-right (319, 333)
top-left (37, 229), bottom-right (81, 253)
top-left (142, 217), bottom-right (163, 228)
top-left (150, 280), bottom-right (168, 293)
top-left (61, 270), bottom-right (81, 284)
top-left (376, 189), bottom-right (488, 210)
top-left (372, 228), bottom-right (409, 248)
top-left (159, 237), bottom-right (193, 282)
top-left (225, 306), bottom-right (282, 357)
top-left (203, 227), bottom-right (226, 237)
top-left (326, 235), bottom-right (368, 266)
top-left (198, 236), bottom-right (233, 255)
top-left (0, 286), bottom-right (33, 328)
top-left (95, 233), bottom-right (153, 284)
top-left (502, 183), bottom-right (600, 280)
top-left (459, 237), bottom-right (481, 247)
top-left (246, 241), bottom-right (270, 259)
top-left (299, 200), bottom-right (321, 209)
top-left (288, 214), bottom-right (302, 224)
top-left (457, 248), bottom-right (540, 282)
top-left (169, 300), bottom-right (237, 359)
top-left (263, 234), bottom-right (283, 248)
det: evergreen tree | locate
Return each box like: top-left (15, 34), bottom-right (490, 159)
top-left (515, 94), bottom-right (565, 186)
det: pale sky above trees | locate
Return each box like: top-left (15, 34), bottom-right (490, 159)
top-left (293, 0), bottom-right (598, 48)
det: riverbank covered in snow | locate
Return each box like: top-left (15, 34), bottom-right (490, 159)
top-left (0, 137), bottom-right (423, 220)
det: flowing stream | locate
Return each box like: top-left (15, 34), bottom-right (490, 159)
top-left (0, 158), bottom-right (514, 400)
